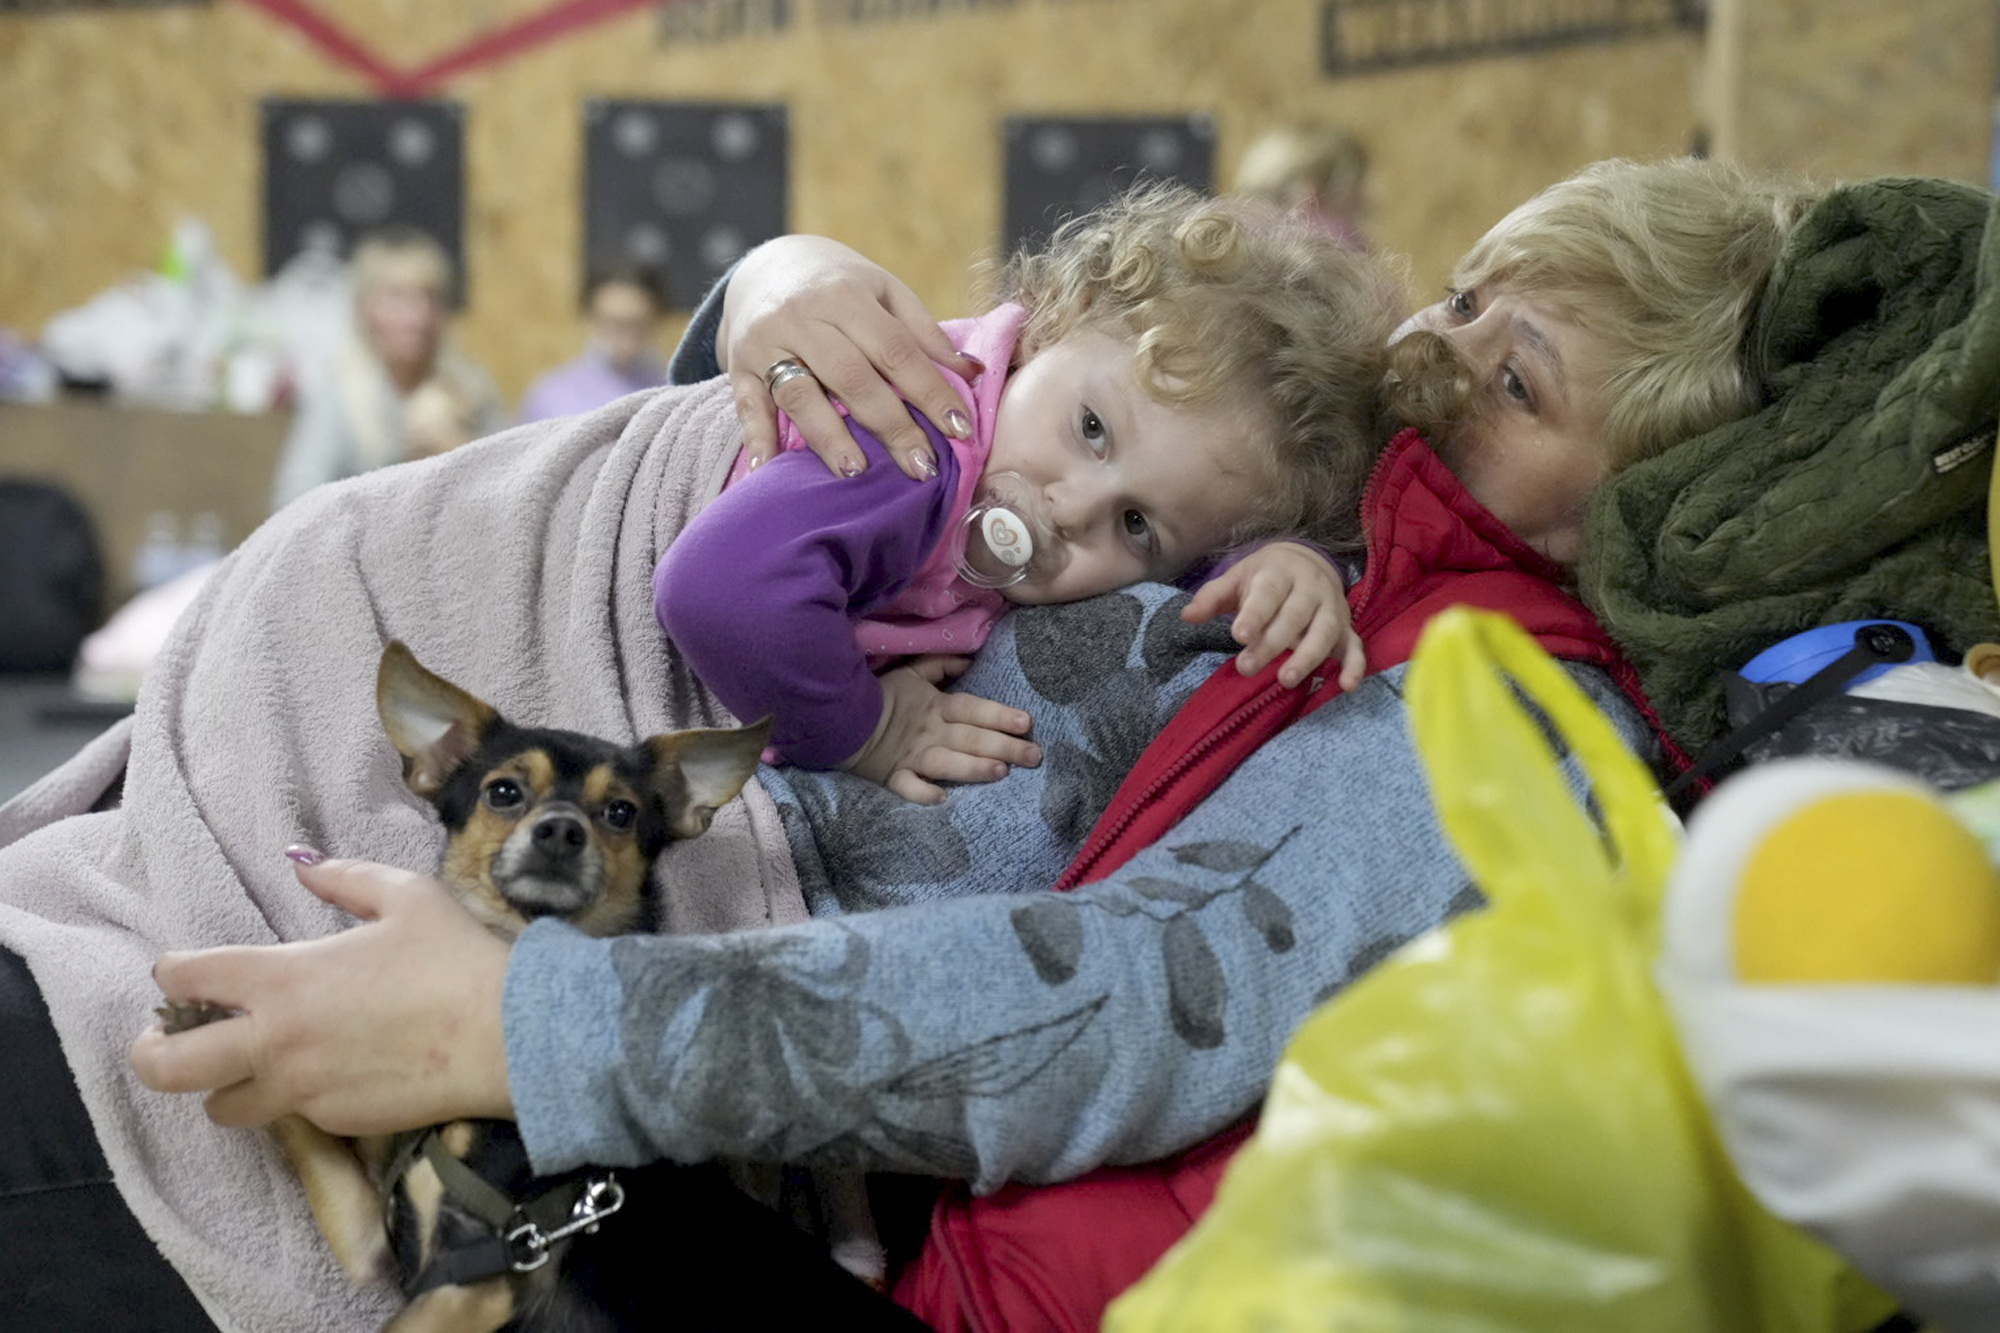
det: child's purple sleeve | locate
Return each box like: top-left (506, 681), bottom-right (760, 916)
top-left (655, 415), bottom-right (961, 768)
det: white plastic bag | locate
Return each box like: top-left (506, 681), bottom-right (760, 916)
top-left (1662, 759), bottom-right (2000, 1333)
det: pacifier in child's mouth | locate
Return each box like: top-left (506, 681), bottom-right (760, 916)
top-left (954, 471), bottom-right (1054, 590)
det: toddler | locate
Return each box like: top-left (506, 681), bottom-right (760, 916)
top-left (656, 182), bottom-right (1399, 801)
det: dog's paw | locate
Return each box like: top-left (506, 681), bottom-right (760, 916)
top-left (154, 999), bottom-right (237, 1033)
top-left (830, 1236), bottom-right (889, 1293)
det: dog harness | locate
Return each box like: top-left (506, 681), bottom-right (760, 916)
top-left (381, 1123), bottom-right (626, 1297)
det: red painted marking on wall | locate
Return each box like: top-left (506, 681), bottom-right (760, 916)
top-left (240, 0), bottom-right (685, 98)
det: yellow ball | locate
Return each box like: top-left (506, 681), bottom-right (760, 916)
top-left (1733, 790), bottom-right (2000, 984)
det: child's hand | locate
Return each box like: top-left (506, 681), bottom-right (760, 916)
top-left (842, 657), bottom-right (1042, 804)
top-left (1182, 541), bottom-right (1365, 691)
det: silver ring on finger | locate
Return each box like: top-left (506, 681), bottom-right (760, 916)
top-left (764, 358), bottom-right (817, 394)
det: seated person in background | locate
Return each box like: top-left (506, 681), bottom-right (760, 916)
top-left (1232, 120), bottom-right (1372, 251)
top-left (271, 226), bottom-right (504, 511)
top-left (517, 260), bottom-right (673, 423)
top-left (656, 182), bottom-right (1395, 802)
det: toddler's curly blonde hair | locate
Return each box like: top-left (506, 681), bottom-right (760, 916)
top-left (995, 181), bottom-right (1399, 555)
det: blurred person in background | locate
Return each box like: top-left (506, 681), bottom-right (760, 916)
top-left (270, 226), bottom-right (503, 510)
top-left (517, 260), bottom-right (673, 424)
top-left (1233, 121), bottom-right (1372, 251)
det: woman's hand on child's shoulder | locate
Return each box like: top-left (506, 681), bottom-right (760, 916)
top-left (1182, 541), bottom-right (1365, 692)
top-left (842, 656), bottom-right (1042, 804)
top-left (720, 235), bottom-right (980, 482)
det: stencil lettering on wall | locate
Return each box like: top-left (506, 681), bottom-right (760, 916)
top-left (659, 0), bottom-right (795, 44)
top-left (819, 0), bottom-right (1020, 24)
top-left (261, 99), bottom-right (466, 302)
top-left (1321, 0), bottom-right (1705, 74)
top-left (583, 101), bottom-right (788, 310)
top-left (1002, 114), bottom-right (1214, 258)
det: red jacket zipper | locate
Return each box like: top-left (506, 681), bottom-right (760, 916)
top-left (1054, 441), bottom-right (1415, 892)
top-left (1055, 674), bottom-right (1297, 890)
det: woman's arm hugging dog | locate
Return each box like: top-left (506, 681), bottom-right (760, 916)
top-left (160, 642), bottom-right (769, 1330)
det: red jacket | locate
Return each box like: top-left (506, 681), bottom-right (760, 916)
top-left (894, 431), bottom-right (1679, 1331)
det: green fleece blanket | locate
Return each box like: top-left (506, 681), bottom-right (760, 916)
top-left (1581, 176), bottom-right (2000, 755)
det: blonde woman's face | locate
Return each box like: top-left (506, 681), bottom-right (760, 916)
top-left (360, 272), bottom-right (447, 377)
top-left (1392, 281), bottom-right (1611, 567)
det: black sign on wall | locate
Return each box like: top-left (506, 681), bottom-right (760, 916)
top-left (1001, 114), bottom-right (1216, 259)
top-left (583, 100), bottom-right (789, 310)
top-left (261, 99), bottom-right (467, 303)
top-left (658, 0), bottom-right (794, 44)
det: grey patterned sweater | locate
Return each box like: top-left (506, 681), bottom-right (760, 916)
top-left (503, 582), bottom-right (1652, 1186)
top-left (506, 290), bottom-right (1651, 1186)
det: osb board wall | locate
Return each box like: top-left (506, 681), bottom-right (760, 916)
top-left (0, 0), bottom-right (1863, 404)
top-left (1709, 0), bottom-right (1994, 185)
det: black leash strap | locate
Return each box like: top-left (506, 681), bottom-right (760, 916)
top-left (386, 1125), bottom-right (626, 1298)
top-left (1663, 623), bottom-right (1919, 803)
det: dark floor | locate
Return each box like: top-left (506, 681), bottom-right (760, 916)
top-left (0, 674), bottom-right (129, 806)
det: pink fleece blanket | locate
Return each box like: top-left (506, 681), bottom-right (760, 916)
top-left (0, 378), bottom-right (806, 1332)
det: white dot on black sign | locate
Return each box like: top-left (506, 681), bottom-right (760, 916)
top-left (333, 163), bottom-right (395, 224)
top-left (1137, 130), bottom-right (1184, 173)
top-left (701, 226), bottom-right (746, 271)
top-left (712, 113), bottom-right (760, 162)
top-left (614, 111), bottom-right (658, 158)
top-left (287, 116), bottom-right (332, 164)
top-left (1032, 128), bottom-right (1079, 173)
top-left (389, 119), bottom-right (436, 168)
top-left (626, 224), bottom-right (672, 265)
top-left (299, 220), bottom-right (342, 256)
top-left (653, 158), bottom-right (717, 215)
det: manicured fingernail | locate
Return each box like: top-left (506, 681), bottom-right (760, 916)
top-left (285, 845), bottom-right (324, 866)
top-left (959, 355), bottom-right (986, 376)
top-left (746, 454), bottom-right (762, 470)
top-left (943, 409), bottom-right (971, 439)
top-left (913, 452), bottom-right (939, 480)
top-left (840, 456), bottom-right (863, 478)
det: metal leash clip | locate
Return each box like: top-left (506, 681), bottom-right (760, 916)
top-left (504, 1173), bottom-right (626, 1273)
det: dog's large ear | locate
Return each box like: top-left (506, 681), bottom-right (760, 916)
top-left (376, 641), bottom-right (500, 797)
top-left (649, 716), bottom-right (772, 840)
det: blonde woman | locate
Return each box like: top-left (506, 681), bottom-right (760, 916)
top-left (270, 226), bottom-right (503, 510)
top-left (1232, 120), bottom-right (1372, 249)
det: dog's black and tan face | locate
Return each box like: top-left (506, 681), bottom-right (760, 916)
top-left (375, 641), bottom-right (768, 940)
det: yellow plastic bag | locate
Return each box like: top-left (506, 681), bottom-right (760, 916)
top-left (1107, 607), bottom-right (1897, 1333)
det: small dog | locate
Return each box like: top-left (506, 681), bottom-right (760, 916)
top-left (165, 641), bottom-right (768, 1332)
